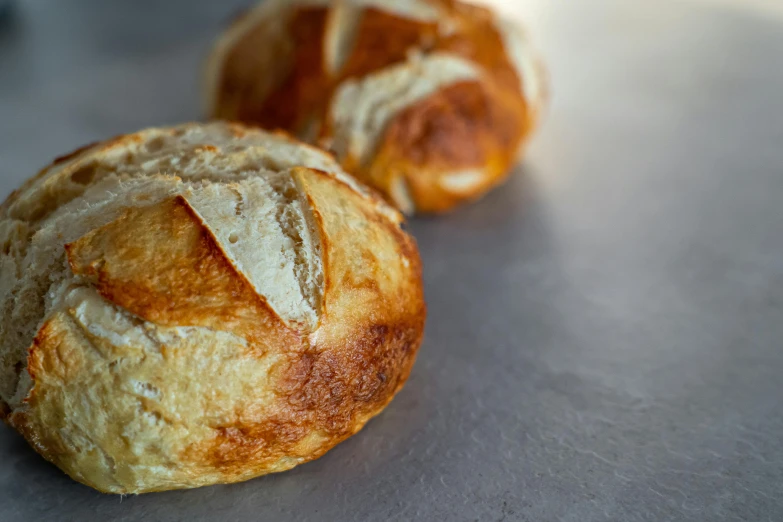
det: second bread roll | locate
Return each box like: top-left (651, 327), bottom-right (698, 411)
top-left (206, 0), bottom-right (547, 214)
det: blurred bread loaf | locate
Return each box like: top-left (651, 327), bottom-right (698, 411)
top-left (0, 122), bottom-right (425, 494)
top-left (206, 0), bottom-right (547, 214)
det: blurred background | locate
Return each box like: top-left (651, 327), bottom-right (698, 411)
top-left (2, 1), bottom-right (783, 521)
top-left (1, 0), bottom-right (783, 186)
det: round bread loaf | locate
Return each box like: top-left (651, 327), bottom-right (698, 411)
top-left (0, 122), bottom-right (425, 494)
top-left (205, 0), bottom-right (547, 214)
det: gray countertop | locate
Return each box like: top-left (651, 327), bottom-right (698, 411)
top-left (2, 0), bottom-right (783, 520)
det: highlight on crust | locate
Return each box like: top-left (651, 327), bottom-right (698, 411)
top-left (205, 0), bottom-right (548, 214)
top-left (0, 122), bottom-right (425, 494)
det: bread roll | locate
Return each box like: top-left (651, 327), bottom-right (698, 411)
top-left (205, 0), bottom-right (547, 214)
top-left (0, 122), bottom-right (425, 494)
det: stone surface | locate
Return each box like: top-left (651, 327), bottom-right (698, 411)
top-left (1, 0), bottom-right (783, 520)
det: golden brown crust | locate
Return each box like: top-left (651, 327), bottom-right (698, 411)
top-left (8, 314), bottom-right (125, 494)
top-left (65, 196), bottom-right (299, 352)
top-left (3, 124), bottom-right (425, 493)
top-left (434, 2), bottom-right (522, 93)
top-left (223, 7), bottom-right (331, 136)
top-left (338, 8), bottom-right (437, 80)
top-left (10, 318), bottom-right (80, 466)
top-left (207, 0), bottom-right (546, 214)
top-left (366, 79), bottom-right (528, 213)
top-left (188, 167), bottom-right (424, 480)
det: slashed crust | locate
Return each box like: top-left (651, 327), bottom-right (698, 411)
top-left (206, 0), bottom-right (548, 213)
top-left (1, 123), bottom-right (425, 494)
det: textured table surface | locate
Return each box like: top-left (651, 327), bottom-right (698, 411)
top-left (2, 0), bottom-right (783, 520)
